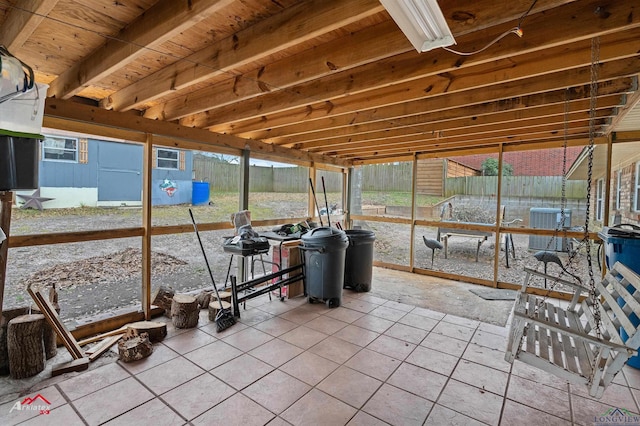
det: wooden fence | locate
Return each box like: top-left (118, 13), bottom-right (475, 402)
top-left (445, 176), bottom-right (587, 199)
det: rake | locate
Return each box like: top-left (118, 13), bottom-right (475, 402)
top-left (188, 209), bottom-right (236, 332)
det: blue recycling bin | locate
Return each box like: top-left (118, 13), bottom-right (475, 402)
top-left (600, 228), bottom-right (640, 368)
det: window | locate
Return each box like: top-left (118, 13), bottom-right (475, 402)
top-left (596, 178), bottom-right (604, 222)
top-left (43, 136), bottom-right (78, 162)
top-left (156, 148), bottom-right (179, 169)
top-left (616, 169), bottom-right (622, 210)
top-left (635, 162), bottom-right (640, 211)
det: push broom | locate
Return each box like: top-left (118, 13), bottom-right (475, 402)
top-left (188, 209), bottom-right (236, 332)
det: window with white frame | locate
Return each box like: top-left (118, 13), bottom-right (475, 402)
top-left (596, 178), bottom-right (604, 221)
top-left (635, 162), bottom-right (640, 211)
top-left (156, 148), bottom-right (179, 170)
top-left (616, 169), bottom-right (622, 210)
top-left (43, 135), bottom-right (78, 162)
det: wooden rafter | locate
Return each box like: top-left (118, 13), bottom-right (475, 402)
top-left (0, 0), bottom-right (58, 51)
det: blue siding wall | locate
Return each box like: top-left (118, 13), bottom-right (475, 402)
top-left (39, 139), bottom-right (98, 187)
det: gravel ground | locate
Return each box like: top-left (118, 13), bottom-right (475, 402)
top-left (3, 201), bottom-right (600, 324)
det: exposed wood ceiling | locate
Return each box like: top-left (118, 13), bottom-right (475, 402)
top-left (1, 0), bottom-right (639, 166)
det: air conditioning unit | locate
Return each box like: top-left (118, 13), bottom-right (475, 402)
top-left (528, 208), bottom-right (572, 252)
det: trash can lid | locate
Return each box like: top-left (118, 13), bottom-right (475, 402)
top-left (302, 226), bottom-right (348, 244)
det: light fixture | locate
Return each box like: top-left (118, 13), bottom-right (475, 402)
top-left (379, 0), bottom-right (455, 53)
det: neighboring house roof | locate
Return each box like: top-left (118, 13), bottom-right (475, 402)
top-left (449, 146), bottom-right (583, 176)
top-left (567, 141), bottom-right (640, 180)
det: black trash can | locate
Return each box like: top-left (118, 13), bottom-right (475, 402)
top-left (344, 229), bottom-right (376, 292)
top-left (301, 227), bottom-right (348, 308)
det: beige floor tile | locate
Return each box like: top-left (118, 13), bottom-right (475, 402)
top-left (431, 321), bottom-right (476, 342)
top-left (341, 299), bottom-right (379, 314)
top-left (352, 314), bottom-right (394, 333)
top-left (20, 404), bottom-right (85, 426)
top-left (477, 321), bottom-right (509, 337)
top-left (0, 386), bottom-right (66, 426)
top-left (243, 370), bottom-right (311, 414)
top-left (366, 334), bottom-right (416, 360)
top-left (211, 354), bottom-right (273, 390)
top-left (237, 308), bottom-right (275, 326)
top-left (438, 379), bottom-right (503, 425)
top-left (462, 342), bottom-right (512, 372)
top-left (162, 328), bottom-right (218, 354)
top-left (304, 315), bottom-right (349, 334)
top-left (469, 329), bottom-right (507, 351)
top-left (452, 359), bottom-right (508, 396)
top-left (420, 332), bottom-right (468, 357)
top-left (118, 343), bottom-right (180, 375)
top-left (281, 389), bottom-right (357, 425)
top-left (355, 294), bottom-right (388, 305)
top-left (386, 362), bottom-right (448, 402)
top-left (406, 345), bottom-right (459, 376)
top-left (623, 365), bottom-right (640, 390)
top-left (222, 327), bottom-right (274, 352)
top-left (334, 324), bottom-right (380, 347)
top-left (411, 306), bottom-right (446, 320)
top-left (199, 320), bottom-right (248, 338)
top-left (58, 362), bottom-right (129, 401)
top-left (256, 299), bottom-right (299, 316)
top-left (279, 325), bottom-right (328, 349)
top-left (507, 375), bottom-right (571, 420)
top-left (382, 300), bottom-right (414, 312)
top-left (73, 377), bottom-right (154, 425)
top-left (279, 351), bottom-right (340, 386)
top-left (442, 314), bottom-right (480, 329)
top-left (424, 404), bottom-right (486, 426)
top-left (571, 393), bottom-right (625, 426)
top-left (266, 416), bottom-right (293, 426)
top-left (501, 399), bottom-right (570, 426)
top-left (368, 306), bottom-right (407, 322)
top-left (317, 366), bottom-right (382, 409)
top-left (510, 360), bottom-right (569, 391)
top-left (136, 356), bottom-right (205, 395)
top-left (253, 317), bottom-right (300, 337)
top-left (102, 398), bottom-right (186, 426)
top-left (159, 373), bottom-right (234, 420)
top-left (362, 383), bottom-right (432, 426)
top-left (278, 307), bottom-right (321, 324)
top-left (249, 338), bottom-right (304, 367)
top-left (571, 382), bottom-right (639, 413)
top-left (344, 348), bottom-right (401, 381)
top-left (346, 411), bottom-right (388, 425)
top-left (384, 323), bottom-right (428, 344)
top-left (192, 392), bottom-right (275, 425)
top-left (184, 340), bottom-right (243, 371)
top-left (397, 313), bottom-right (439, 332)
top-left (309, 335), bottom-right (362, 364)
top-left (324, 307), bottom-right (366, 323)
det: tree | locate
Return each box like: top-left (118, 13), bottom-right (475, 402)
top-left (481, 158), bottom-right (513, 176)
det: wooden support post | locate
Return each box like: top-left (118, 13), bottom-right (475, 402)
top-left (142, 134), bottom-right (153, 320)
top-left (0, 191), bottom-right (13, 320)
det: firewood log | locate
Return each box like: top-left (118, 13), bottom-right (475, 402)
top-left (151, 286), bottom-right (175, 318)
top-left (118, 332), bottom-right (153, 363)
top-left (7, 314), bottom-right (46, 379)
top-left (171, 294), bottom-right (199, 329)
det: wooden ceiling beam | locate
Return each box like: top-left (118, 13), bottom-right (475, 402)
top-left (47, 0), bottom-right (235, 100)
top-left (0, 0), bottom-right (59, 51)
top-left (143, 0), bottom-right (576, 122)
top-left (43, 98), bottom-right (349, 167)
top-left (102, 0), bottom-right (384, 112)
top-left (191, 0), bottom-right (640, 132)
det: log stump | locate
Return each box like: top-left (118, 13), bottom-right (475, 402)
top-left (152, 286), bottom-right (175, 318)
top-left (7, 314), bottom-right (46, 379)
top-left (31, 306), bottom-right (59, 360)
top-left (208, 300), bottom-right (232, 322)
top-left (126, 321), bottom-right (167, 343)
top-left (0, 307), bottom-right (29, 375)
top-left (196, 290), bottom-right (214, 309)
top-left (217, 291), bottom-right (232, 304)
top-left (171, 294), bottom-right (199, 328)
top-left (118, 332), bottom-right (153, 363)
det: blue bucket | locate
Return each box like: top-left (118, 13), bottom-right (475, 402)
top-left (192, 181), bottom-right (210, 205)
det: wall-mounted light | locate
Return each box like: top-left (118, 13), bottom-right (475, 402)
top-left (379, 0), bottom-right (455, 53)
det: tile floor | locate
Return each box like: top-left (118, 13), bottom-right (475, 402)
top-left (2, 289), bottom-right (640, 425)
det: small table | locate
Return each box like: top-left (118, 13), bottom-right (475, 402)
top-left (437, 222), bottom-right (493, 262)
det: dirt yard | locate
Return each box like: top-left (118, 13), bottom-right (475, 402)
top-left (3, 194), bottom-right (600, 324)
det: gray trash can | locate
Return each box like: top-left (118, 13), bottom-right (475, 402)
top-left (344, 229), bottom-right (376, 292)
top-left (301, 227), bottom-right (348, 308)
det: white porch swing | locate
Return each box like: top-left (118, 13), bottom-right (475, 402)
top-left (503, 37), bottom-right (640, 399)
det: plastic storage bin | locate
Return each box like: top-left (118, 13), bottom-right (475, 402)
top-left (301, 227), bottom-right (348, 308)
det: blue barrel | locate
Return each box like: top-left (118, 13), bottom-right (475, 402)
top-left (191, 181), bottom-right (210, 205)
top-left (600, 229), bottom-right (640, 368)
